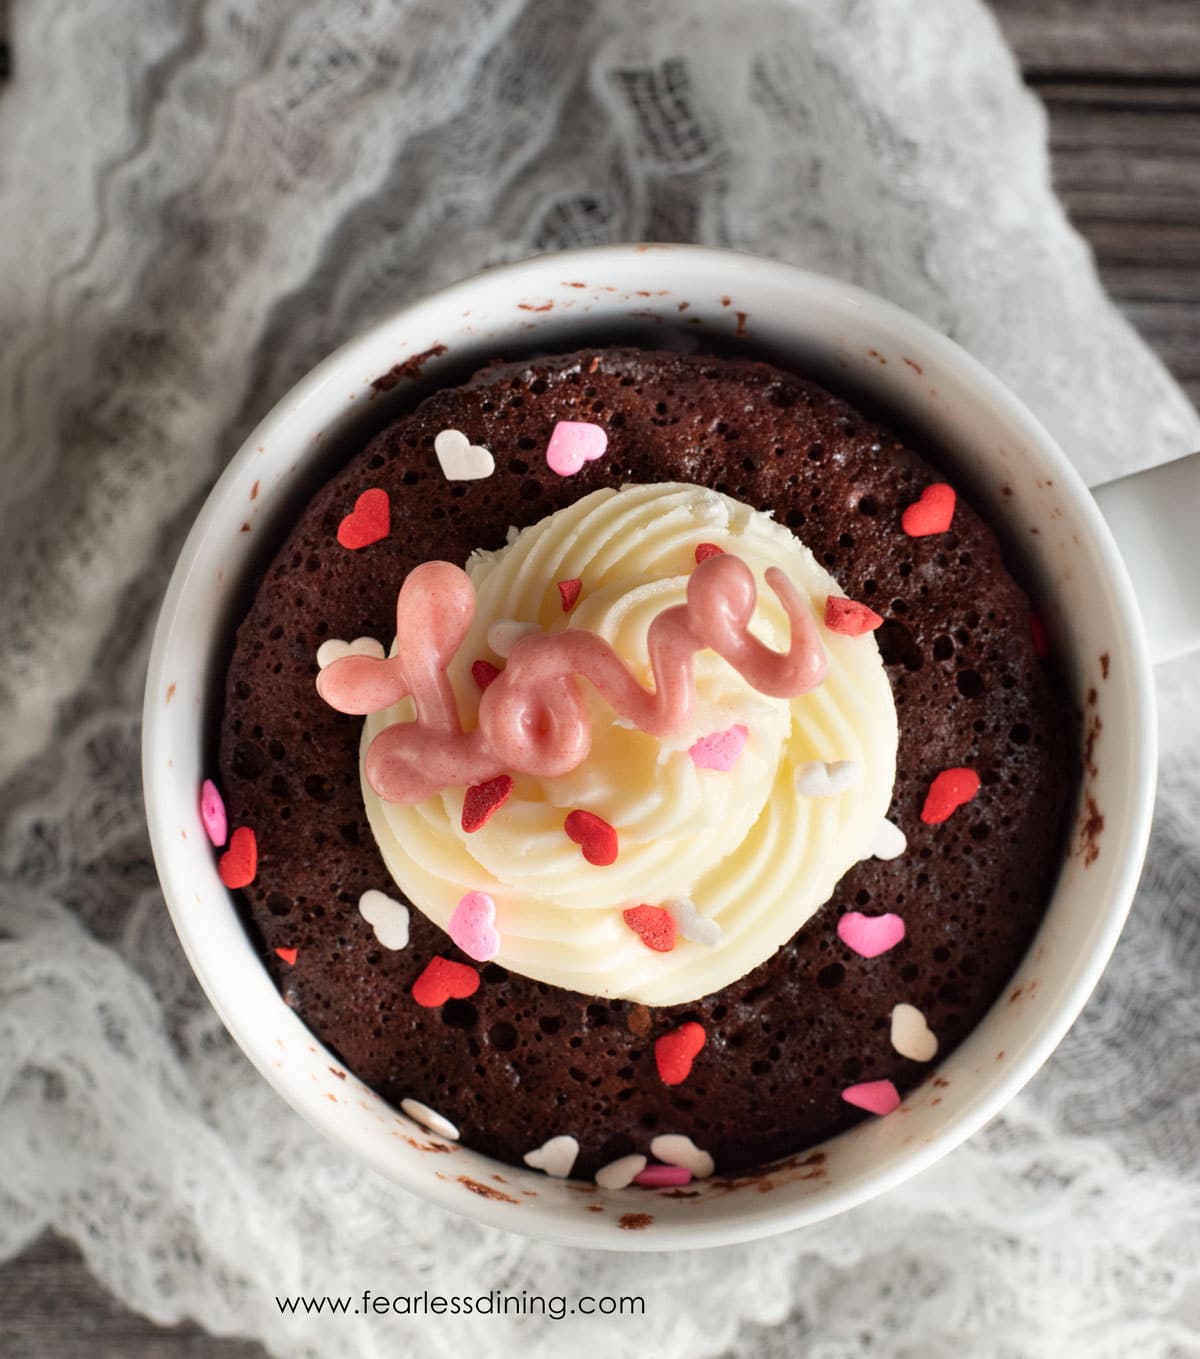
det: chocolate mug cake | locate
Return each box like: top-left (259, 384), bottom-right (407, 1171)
top-left (208, 347), bottom-right (1076, 1187)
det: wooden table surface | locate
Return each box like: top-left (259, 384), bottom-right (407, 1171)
top-left (2, 3), bottom-right (1196, 1355)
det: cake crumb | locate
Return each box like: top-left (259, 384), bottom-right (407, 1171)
top-left (458, 1176), bottom-right (520, 1204)
top-left (618, 1212), bottom-right (654, 1231)
top-left (370, 343), bottom-right (448, 393)
top-left (1078, 795), bottom-right (1104, 867)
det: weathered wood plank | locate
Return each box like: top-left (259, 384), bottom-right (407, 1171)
top-left (992, 0), bottom-right (1200, 77)
top-left (1, 1234), bottom-right (267, 1359)
top-left (1031, 80), bottom-right (1200, 406)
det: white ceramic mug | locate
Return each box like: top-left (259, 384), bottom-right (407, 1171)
top-left (143, 245), bottom-right (1199, 1249)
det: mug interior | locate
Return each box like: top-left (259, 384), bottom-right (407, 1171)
top-left (143, 245), bottom-right (1155, 1249)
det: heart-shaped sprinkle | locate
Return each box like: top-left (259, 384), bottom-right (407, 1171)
top-left (655, 1022), bottom-right (706, 1085)
top-left (837, 911), bottom-right (906, 958)
top-left (411, 956), bottom-right (480, 1008)
top-left (487, 618), bottom-right (539, 657)
top-left (448, 890), bottom-right (500, 962)
top-left (400, 1098), bottom-right (460, 1141)
top-left (523, 1134), bottom-right (579, 1178)
top-left (871, 818), bottom-right (907, 860)
top-left (901, 483), bottom-right (956, 537)
top-left (461, 775), bottom-right (513, 833)
top-left (623, 904), bottom-right (676, 952)
top-left (471, 659), bottom-right (501, 690)
top-left (921, 767), bottom-right (980, 824)
top-left (694, 542), bottom-right (724, 564)
top-left (557, 577), bottom-right (583, 611)
top-left (664, 897), bottom-right (721, 948)
top-left (688, 723), bottom-right (748, 772)
top-left (358, 889), bottom-right (411, 950)
top-left (635, 1164), bottom-right (693, 1188)
top-left (890, 1003), bottom-right (939, 1061)
top-left (650, 1133), bottom-right (715, 1179)
top-left (200, 778), bottom-right (227, 847)
top-left (824, 596), bottom-right (884, 636)
top-left (595, 1154), bottom-right (647, 1190)
top-left (795, 759), bottom-right (862, 797)
top-left (546, 420), bottom-right (608, 476)
top-left (218, 826), bottom-right (257, 888)
top-left (275, 946), bottom-right (297, 966)
top-left (1030, 611), bottom-right (1049, 658)
top-left (564, 809), bottom-right (619, 866)
top-left (316, 636), bottom-right (385, 670)
top-left (842, 1079), bottom-right (901, 1116)
top-left (336, 487), bottom-right (390, 550)
top-left (434, 428), bottom-right (495, 481)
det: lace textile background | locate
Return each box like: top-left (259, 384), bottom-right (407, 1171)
top-left (1, 1), bottom-right (1199, 1355)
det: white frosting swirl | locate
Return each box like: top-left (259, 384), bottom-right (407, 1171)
top-left (361, 483), bottom-right (897, 1005)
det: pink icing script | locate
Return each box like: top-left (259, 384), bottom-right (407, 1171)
top-left (316, 553), bottom-right (827, 804)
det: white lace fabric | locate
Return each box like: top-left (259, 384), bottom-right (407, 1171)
top-left (2, 2), bottom-right (1199, 1355)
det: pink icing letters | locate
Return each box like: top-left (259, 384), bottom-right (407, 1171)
top-left (316, 553), bottom-right (827, 804)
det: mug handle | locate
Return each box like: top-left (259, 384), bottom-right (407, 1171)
top-left (1092, 450), bottom-right (1200, 665)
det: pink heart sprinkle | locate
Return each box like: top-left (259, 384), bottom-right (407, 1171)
top-left (200, 778), bottom-right (227, 847)
top-left (688, 724), bottom-right (748, 772)
top-left (836, 911), bottom-right (906, 959)
top-left (448, 890), bottom-right (500, 962)
top-left (545, 420), bottom-right (608, 476)
top-left (842, 1079), bottom-right (901, 1117)
top-left (634, 1164), bottom-right (693, 1188)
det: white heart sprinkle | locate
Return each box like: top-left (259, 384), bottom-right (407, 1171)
top-left (434, 428), bottom-right (495, 481)
top-left (665, 897), bottom-right (722, 948)
top-left (523, 1134), bottom-right (579, 1179)
top-left (487, 619), bottom-right (540, 658)
top-left (358, 889), bottom-right (410, 950)
top-left (400, 1098), bottom-right (460, 1141)
top-left (649, 1133), bottom-right (715, 1179)
top-left (871, 818), bottom-right (908, 861)
top-left (316, 636), bottom-right (386, 670)
top-left (795, 759), bottom-right (862, 797)
top-left (890, 1003), bottom-right (939, 1062)
top-left (595, 1154), bottom-right (647, 1190)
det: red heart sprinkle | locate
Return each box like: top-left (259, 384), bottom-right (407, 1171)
top-left (694, 542), bottom-right (724, 563)
top-left (275, 946), bottom-right (298, 966)
top-left (336, 487), bottom-right (390, 550)
top-left (1030, 612), bottom-right (1049, 658)
top-left (623, 904), bottom-right (676, 952)
top-left (412, 956), bottom-right (480, 1008)
top-left (218, 826), bottom-right (257, 888)
top-left (824, 596), bottom-right (883, 636)
top-left (901, 483), bottom-right (956, 537)
top-left (920, 767), bottom-right (981, 824)
top-left (471, 659), bottom-right (501, 690)
top-left (462, 775), bottom-right (513, 833)
top-left (564, 809), bottom-right (619, 865)
top-left (655, 1022), bottom-right (706, 1085)
top-left (557, 577), bottom-right (583, 611)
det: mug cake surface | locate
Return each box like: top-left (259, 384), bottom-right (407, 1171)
top-left (216, 347), bottom-right (1077, 1179)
